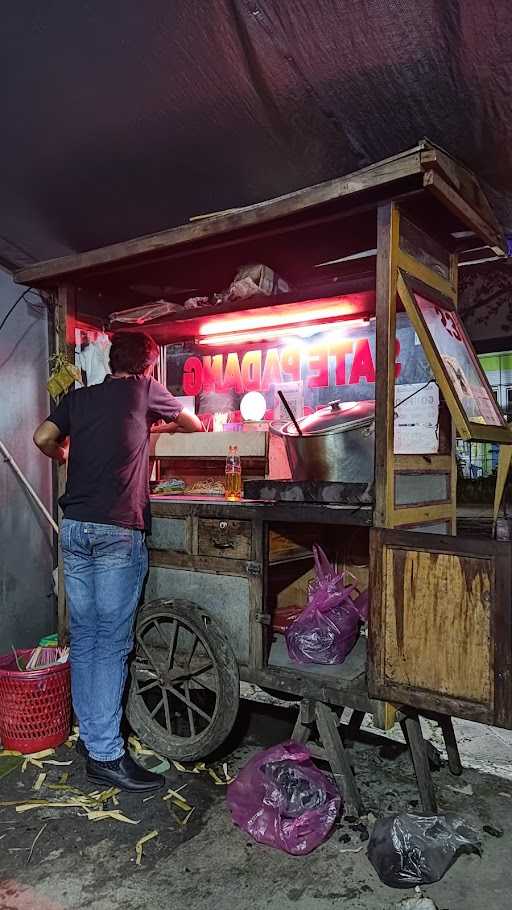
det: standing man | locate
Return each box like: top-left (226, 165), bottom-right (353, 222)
top-left (34, 332), bottom-right (202, 792)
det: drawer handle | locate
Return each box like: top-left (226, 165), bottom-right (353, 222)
top-left (212, 538), bottom-right (234, 550)
top-left (219, 521), bottom-right (228, 530)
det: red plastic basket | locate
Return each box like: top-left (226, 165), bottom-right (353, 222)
top-left (0, 649), bottom-right (71, 753)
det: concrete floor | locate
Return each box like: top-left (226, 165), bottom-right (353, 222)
top-left (1, 702), bottom-right (512, 910)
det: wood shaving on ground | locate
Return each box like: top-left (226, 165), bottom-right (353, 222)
top-left (3, 785), bottom-right (122, 816)
top-left (166, 795), bottom-right (193, 812)
top-left (172, 760), bottom-right (233, 784)
top-left (162, 785), bottom-right (188, 801)
top-left (179, 808), bottom-right (195, 827)
top-left (86, 810), bottom-right (139, 824)
top-left (128, 736), bottom-right (170, 773)
top-left (1, 749), bottom-right (52, 758)
top-left (135, 830), bottom-right (158, 865)
top-left (26, 823), bottom-right (47, 865)
top-left (128, 736), bottom-right (160, 757)
top-left (32, 773), bottom-right (47, 792)
top-left (64, 729), bottom-right (79, 748)
top-left (167, 804), bottom-right (195, 828)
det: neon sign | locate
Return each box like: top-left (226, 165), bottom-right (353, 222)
top-left (182, 337), bottom-right (401, 396)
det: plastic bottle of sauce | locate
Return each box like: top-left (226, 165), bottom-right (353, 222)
top-left (225, 445), bottom-right (242, 500)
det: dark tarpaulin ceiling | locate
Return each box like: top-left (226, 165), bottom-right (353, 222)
top-left (1, 0), bottom-right (512, 273)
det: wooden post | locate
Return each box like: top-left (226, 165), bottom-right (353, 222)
top-left (374, 203), bottom-right (400, 528)
top-left (450, 251), bottom-right (459, 535)
top-left (291, 699), bottom-right (315, 744)
top-left (401, 713), bottom-right (437, 814)
top-left (315, 701), bottom-right (364, 816)
top-left (373, 203), bottom-right (399, 730)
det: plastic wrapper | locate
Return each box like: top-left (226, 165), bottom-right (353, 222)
top-left (109, 300), bottom-right (180, 323)
top-left (226, 741), bottom-right (340, 855)
top-left (227, 263), bottom-right (289, 299)
top-left (367, 813), bottom-right (481, 888)
top-left (285, 545), bottom-right (368, 665)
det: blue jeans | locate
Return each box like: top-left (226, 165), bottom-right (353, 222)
top-left (61, 519), bottom-right (148, 761)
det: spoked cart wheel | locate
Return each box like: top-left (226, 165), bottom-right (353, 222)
top-left (127, 599), bottom-right (240, 761)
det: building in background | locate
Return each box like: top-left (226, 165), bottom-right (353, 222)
top-left (458, 258), bottom-right (512, 478)
top-left (0, 270), bottom-right (54, 650)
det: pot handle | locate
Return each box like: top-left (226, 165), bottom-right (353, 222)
top-left (269, 421), bottom-right (286, 437)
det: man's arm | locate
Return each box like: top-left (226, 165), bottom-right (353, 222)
top-left (175, 409), bottom-right (204, 432)
top-left (33, 420), bottom-right (69, 464)
top-left (151, 410), bottom-right (203, 435)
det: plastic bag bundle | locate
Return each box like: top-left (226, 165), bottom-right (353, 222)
top-left (367, 813), bottom-right (481, 888)
top-left (262, 760), bottom-right (326, 816)
top-left (285, 545), bottom-right (368, 665)
top-left (227, 741), bottom-right (340, 854)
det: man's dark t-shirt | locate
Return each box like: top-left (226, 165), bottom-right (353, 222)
top-left (48, 375), bottom-right (183, 531)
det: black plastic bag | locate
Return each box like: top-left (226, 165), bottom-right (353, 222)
top-left (367, 813), bottom-right (480, 888)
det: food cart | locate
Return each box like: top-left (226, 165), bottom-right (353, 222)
top-left (16, 140), bottom-right (512, 816)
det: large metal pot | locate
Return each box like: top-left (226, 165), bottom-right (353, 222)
top-left (271, 400), bottom-right (375, 482)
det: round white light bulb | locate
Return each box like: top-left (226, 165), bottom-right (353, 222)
top-left (240, 391), bottom-right (267, 422)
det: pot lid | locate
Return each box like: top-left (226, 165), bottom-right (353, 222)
top-left (283, 399), bottom-right (375, 436)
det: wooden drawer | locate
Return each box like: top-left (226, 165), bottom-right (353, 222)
top-left (198, 518), bottom-right (251, 560)
top-left (147, 517), bottom-right (191, 553)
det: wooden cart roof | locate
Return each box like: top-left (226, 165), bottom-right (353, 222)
top-left (15, 140), bottom-right (506, 289)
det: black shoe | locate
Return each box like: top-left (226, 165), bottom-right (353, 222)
top-left (76, 738), bottom-right (88, 759)
top-left (86, 752), bottom-right (165, 793)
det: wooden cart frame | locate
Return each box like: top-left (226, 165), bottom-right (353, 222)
top-left (17, 140), bottom-right (512, 814)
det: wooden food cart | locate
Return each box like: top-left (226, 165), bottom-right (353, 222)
top-left (16, 140), bottom-right (512, 816)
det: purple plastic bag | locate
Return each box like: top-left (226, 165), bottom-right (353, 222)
top-left (226, 741), bottom-right (341, 855)
top-left (285, 545), bottom-right (368, 665)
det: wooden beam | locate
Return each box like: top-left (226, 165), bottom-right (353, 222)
top-left (392, 503), bottom-right (452, 526)
top-left (420, 146), bottom-right (504, 242)
top-left (397, 249), bottom-right (456, 300)
top-left (423, 170), bottom-right (506, 256)
top-left (394, 455), bottom-right (452, 472)
top-left (14, 150), bottom-right (425, 286)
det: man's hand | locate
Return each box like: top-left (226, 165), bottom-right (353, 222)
top-left (33, 420), bottom-right (69, 464)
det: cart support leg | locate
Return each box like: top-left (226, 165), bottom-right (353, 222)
top-left (292, 699), bottom-right (315, 744)
top-left (315, 702), bottom-right (364, 817)
top-left (345, 709), bottom-right (366, 744)
top-left (401, 713), bottom-right (437, 814)
top-left (438, 715), bottom-right (463, 776)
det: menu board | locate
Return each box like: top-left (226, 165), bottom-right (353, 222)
top-left (394, 382), bottom-right (439, 454)
top-left (412, 292), bottom-right (504, 428)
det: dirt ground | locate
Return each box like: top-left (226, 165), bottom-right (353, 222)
top-left (0, 702), bottom-right (511, 910)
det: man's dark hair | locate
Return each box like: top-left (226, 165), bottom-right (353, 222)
top-left (109, 332), bottom-right (159, 376)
